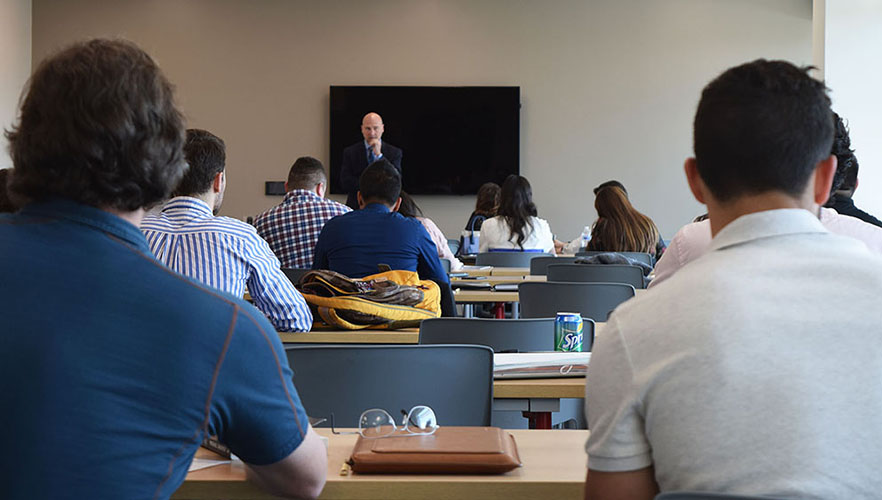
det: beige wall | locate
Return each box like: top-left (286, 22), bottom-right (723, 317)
top-left (1, 0), bottom-right (31, 170)
top-left (32, 0), bottom-right (812, 238)
top-left (821, 0), bottom-right (882, 221)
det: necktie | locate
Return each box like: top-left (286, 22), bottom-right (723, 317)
top-left (368, 147), bottom-right (377, 164)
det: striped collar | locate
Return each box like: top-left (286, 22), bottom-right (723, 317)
top-left (160, 196), bottom-right (214, 218)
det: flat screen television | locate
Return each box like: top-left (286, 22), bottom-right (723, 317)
top-left (329, 86), bottom-right (520, 196)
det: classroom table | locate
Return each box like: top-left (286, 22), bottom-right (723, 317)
top-left (278, 328), bottom-right (420, 344)
top-left (494, 376), bottom-right (586, 429)
top-left (173, 428), bottom-right (589, 500)
top-left (450, 275), bottom-right (546, 286)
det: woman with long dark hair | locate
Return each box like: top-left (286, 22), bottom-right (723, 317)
top-left (587, 185), bottom-right (663, 255)
top-left (478, 175), bottom-right (554, 253)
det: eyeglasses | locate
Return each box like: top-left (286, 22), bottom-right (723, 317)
top-left (330, 405), bottom-right (439, 438)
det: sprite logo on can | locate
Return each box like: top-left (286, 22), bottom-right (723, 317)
top-left (555, 312), bottom-right (583, 352)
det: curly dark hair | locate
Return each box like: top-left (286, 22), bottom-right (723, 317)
top-left (498, 175), bottom-right (538, 250)
top-left (694, 59), bottom-right (833, 202)
top-left (5, 38), bottom-right (186, 211)
top-left (474, 182), bottom-right (500, 216)
top-left (829, 112), bottom-right (858, 193)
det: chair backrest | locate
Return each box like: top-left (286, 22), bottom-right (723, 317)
top-left (576, 250), bottom-right (654, 266)
top-left (519, 282), bottom-right (636, 321)
top-left (281, 268), bottom-right (310, 285)
top-left (440, 258), bottom-right (452, 273)
top-left (529, 256), bottom-right (581, 275)
top-left (285, 344), bottom-right (493, 427)
top-left (447, 238), bottom-right (461, 256)
top-left (420, 317), bottom-right (595, 353)
top-left (476, 252), bottom-right (553, 267)
top-left (547, 264), bottom-right (646, 289)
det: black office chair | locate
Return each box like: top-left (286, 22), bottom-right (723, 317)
top-left (281, 268), bottom-right (310, 286)
top-left (576, 250), bottom-right (654, 267)
top-left (546, 263), bottom-right (646, 289)
top-left (519, 281), bottom-right (636, 322)
top-left (420, 317), bottom-right (594, 352)
top-left (285, 344), bottom-right (493, 427)
top-left (476, 252), bottom-right (553, 268)
top-left (529, 256), bottom-right (580, 276)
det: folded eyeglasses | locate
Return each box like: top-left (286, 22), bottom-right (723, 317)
top-left (330, 405), bottom-right (439, 438)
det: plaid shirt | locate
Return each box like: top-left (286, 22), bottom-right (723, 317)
top-left (255, 189), bottom-right (351, 269)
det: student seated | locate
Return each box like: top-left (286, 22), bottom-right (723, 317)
top-left (398, 191), bottom-right (464, 271)
top-left (584, 59), bottom-right (882, 499)
top-left (586, 184), bottom-right (665, 256)
top-left (141, 129), bottom-right (312, 332)
top-left (312, 159), bottom-right (448, 285)
top-left (651, 111), bottom-right (882, 288)
top-left (478, 175), bottom-right (554, 253)
top-left (0, 38), bottom-right (326, 499)
top-left (254, 156), bottom-right (351, 269)
top-left (459, 182), bottom-right (500, 255)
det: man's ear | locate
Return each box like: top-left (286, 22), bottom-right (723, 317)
top-left (391, 197), bottom-right (402, 212)
top-left (813, 154), bottom-right (837, 205)
top-left (684, 158), bottom-right (707, 205)
top-left (357, 191), bottom-right (365, 209)
top-left (284, 181), bottom-right (289, 192)
top-left (213, 171), bottom-right (225, 193)
top-left (315, 182), bottom-right (325, 198)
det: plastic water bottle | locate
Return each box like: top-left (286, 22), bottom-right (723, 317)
top-left (579, 226), bottom-right (591, 250)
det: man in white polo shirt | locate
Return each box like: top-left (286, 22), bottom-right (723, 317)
top-left (584, 60), bottom-right (882, 499)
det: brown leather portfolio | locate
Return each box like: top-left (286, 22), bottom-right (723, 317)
top-left (348, 426), bottom-right (522, 474)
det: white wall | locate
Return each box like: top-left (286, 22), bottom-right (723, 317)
top-left (31, 0), bottom-right (812, 238)
top-left (822, 0), bottom-right (882, 219)
top-left (0, 0), bottom-right (31, 170)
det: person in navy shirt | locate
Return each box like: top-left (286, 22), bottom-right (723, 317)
top-left (0, 39), bottom-right (326, 499)
top-left (313, 159), bottom-right (448, 285)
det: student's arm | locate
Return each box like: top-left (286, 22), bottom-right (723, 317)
top-left (245, 426), bottom-right (327, 500)
top-left (415, 225), bottom-right (449, 284)
top-left (584, 467), bottom-right (658, 500)
top-left (243, 230), bottom-right (312, 332)
top-left (209, 307), bottom-right (327, 499)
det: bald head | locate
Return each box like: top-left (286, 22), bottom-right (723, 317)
top-left (361, 112), bottom-right (384, 145)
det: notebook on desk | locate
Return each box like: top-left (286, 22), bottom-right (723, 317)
top-left (493, 352), bottom-right (590, 379)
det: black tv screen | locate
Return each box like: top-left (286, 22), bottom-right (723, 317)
top-left (329, 86), bottom-right (520, 196)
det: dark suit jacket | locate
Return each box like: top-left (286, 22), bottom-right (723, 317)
top-left (340, 141), bottom-right (403, 209)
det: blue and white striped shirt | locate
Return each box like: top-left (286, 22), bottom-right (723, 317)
top-left (141, 197), bottom-right (312, 332)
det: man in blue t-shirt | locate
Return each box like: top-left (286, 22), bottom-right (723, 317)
top-left (0, 39), bottom-right (326, 499)
top-left (313, 159), bottom-right (448, 285)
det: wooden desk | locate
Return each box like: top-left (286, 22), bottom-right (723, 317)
top-left (451, 275), bottom-right (546, 286)
top-left (453, 289), bottom-right (520, 303)
top-left (174, 428), bottom-right (589, 500)
top-left (494, 376), bottom-right (586, 429)
top-left (490, 267), bottom-right (531, 277)
top-left (494, 376), bottom-right (586, 399)
top-left (279, 328), bottom-right (419, 344)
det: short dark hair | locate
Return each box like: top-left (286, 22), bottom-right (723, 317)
top-left (358, 159), bottom-right (401, 205)
top-left (594, 180), bottom-right (627, 196)
top-left (5, 38), bottom-right (186, 211)
top-left (830, 112), bottom-right (858, 193)
top-left (286, 156), bottom-right (326, 190)
top-left (693, 59), bottom-right (833, 202)
top-left (172, 129), bottom-right (226, 197)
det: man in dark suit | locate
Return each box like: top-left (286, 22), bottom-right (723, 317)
top-left (340, 112), bottom-right (402, 208)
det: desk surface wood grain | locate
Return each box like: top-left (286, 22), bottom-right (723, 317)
top-left (174, 428), bottom-right (589, 500)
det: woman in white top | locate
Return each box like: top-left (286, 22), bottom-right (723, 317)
top-left (478, 175), bottom-right (554, 253)
top-left (397, 191), bottom-right (464, 270)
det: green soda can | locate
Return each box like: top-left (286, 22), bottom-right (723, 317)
top-left (554, 312), bottom-right (583, 352)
